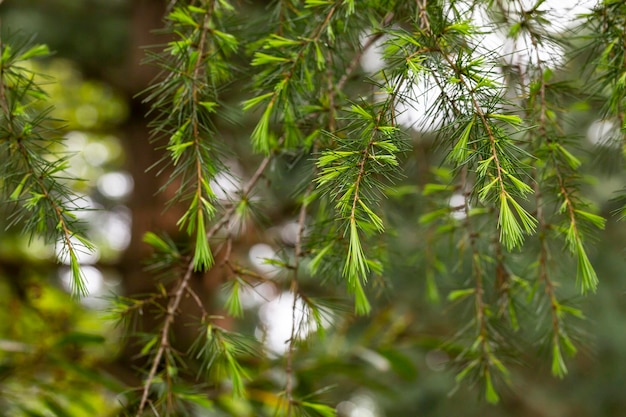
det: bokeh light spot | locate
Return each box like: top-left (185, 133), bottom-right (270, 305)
top-left (97, 171), bottom-right (134, 200)
top-left (83, 141), bottom-right (110, 166)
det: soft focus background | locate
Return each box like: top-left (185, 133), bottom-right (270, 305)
top-left (0, 1), bottom-right (625, 416)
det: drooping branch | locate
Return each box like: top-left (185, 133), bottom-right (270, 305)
top-left (135, 153), bottom-right (272, 416)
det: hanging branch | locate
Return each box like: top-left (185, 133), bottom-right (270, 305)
top-left (314, 99), bottom-right (405, 315)
top-left (5, 1), bottom-right (626, 415)
top-left (283, 9), bottom-right (393, 407)
top-left (519, 13), bottom-right (600, 375)
top-left (136, 153), bottom-right (272, 415)
top-left (0, 35), bottom-right (93, 295)
top-left (244, 1), bottom-right (341, 153)
top-left (284, 178), bottom-right (315, 417)
top-left (143, 0), bottom-right (239, 273)
top-left (381, 5), bottom-right (533, 401)
top-left (583, 1), bottom-right (626, 222)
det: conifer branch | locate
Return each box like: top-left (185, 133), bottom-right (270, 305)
top-left (189, 5), bottom-right (217, 272)
top-left (519, 36), bottom-right (563, 341)
top-left (584, 2), bottom-right (626, 223)
top-left (513, 9), bottom-right (596, 376)
top-left (6, 2), bottom-right (626, 415)
top-left (143, 0), bottom-right (241, 274)
top-left (336, 12), bottom-right (395, 92)
top-left (136, 259), bottom-right (195, 416)
top-left (315, 98), bottom-right (404, 314)
top-left (459, 168), bottom-right (507, 404)
top-left (0, 36), bottom-right (92, 295)
top-left (440, 50), bottom-right (536, 250)
top-left (285, 180), bottom-right (314, 417)
top-left (136, 151), bottom-right (273, 415)
top-left (247, 0), bottom-right (350, 153)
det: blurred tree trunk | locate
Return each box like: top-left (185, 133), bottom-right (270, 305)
top-left (120, 0), bottom-right (170, 294)
top-left (110, 0), bottom-right (167, 383)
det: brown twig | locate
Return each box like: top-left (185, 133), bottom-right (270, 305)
top-left (135, 153), bottom-right (273, 415)
top-left (284, 151), bottom-right (318, 416)
top-left (337, 12), bottom-right (395, 92)
top-left (136, 259), bottom-right (195, 415)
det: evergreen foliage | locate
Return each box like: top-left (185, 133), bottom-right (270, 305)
top-left (0, 34), bottom-right (93, 295)
top-left (1, 1), bottom-right (626, 416)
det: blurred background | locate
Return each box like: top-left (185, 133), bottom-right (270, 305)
top-left (0, 1), bottom-right (625, 416)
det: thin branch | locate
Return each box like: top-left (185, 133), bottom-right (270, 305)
top-left (185, 285), bottom-right (209, 320)
top-left (135, 152), bottom-right (273, 416)
top-left (337, 12), bottom-right (394, 91)
top-left (285, 153), bottom-right (318, 416)
top-left (206, 155), bottom-right (272, 238)
top-left (0, 44), bottom-right (91, 295)
top-left (417, 0), bottom-right (431, 34)
top-left (136, 260), bottom-right (195, 416)
top-left (459, 167), bottom-right (489, 344)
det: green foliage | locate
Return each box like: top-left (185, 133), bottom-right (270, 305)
top-left (0, 280), bottom-right (123, 416)
top-left (142, 1), bottom-right (240, 272)
top-left (0, 33), bottom-right (93, 295)
top-left (2, 1), bottom-right (626, 417)
top-left (314, 103), bottom-right (406, 314)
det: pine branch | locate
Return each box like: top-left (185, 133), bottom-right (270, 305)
top-left (143, 0), bottom-right (239, 273)
top-left (135, 260), bottom-right (194, 416)
top-left (0, 35), bottom-right (93, 295)
top-left (440, 50), bottom-right (536, 250)
top-left (136, 151), bottom-right (273, 416)
top-left (454, 167), bottom-right (509, 404)
top-left (314, 100), bottom-right (404, 314)
top-left (515, 8), bottom-right (596, 376)
top-left (246, 0), bottom-right (353, 153)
